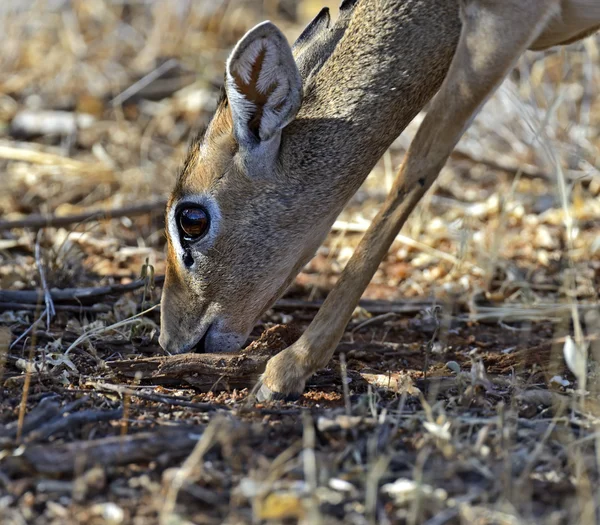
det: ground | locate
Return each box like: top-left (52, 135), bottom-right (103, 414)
top-left (0, 1), bottom-right (599, 524)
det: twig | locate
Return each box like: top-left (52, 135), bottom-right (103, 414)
top-left (351, 312), bottom-right (397, 334)
top-left (0, 199), bottom-right (167, 231)
top-left (35, 232), bottom-right (55, 329)
top-left (275, 298), bottom-right (434, 315)
top-left (422, 306), bottom-right (442, 394)
top-left (466, 302), bottom-right (599, 323)
top-left (516, 407), bottom-right (563, 487)
top-left (1, 281), bottom-right (428, 314)
top-left (1, 426), bottom-right (204, 476)
top-left (0, 145), bottom-right (113, 179)
top-left (15, 333), bottom-right (40, 442)
top-left (65, 304), bottom-right (159, 355)
top-left (9, 307), bottom-right (47, 350)
top-left (302, 411), bottom-right (318, 493)
top-left (26, 408), bottom-right (123, 442)
top-left (160, 418), bottom-right (221, 524)
top-left (90, 381), bottom-right (221, 412)
top-left (0, 277), bottom-right (164, 305)
top-left (0, 327), bottom-right (9, 384)
top-left (112, 58), bottom-right (179, 106)
top-left (365, 455), bottom-right (391, 523)
top-left (0, 303), bottom-right (111, 313)
top-left (340, 353), bottom-right (352, 416)
top-left (0, 395), bottom-right (61, 439)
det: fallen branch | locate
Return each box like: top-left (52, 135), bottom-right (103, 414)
top-left (1, 396), bottom-right (99, 444)
top-left (0, 302), bottom-right (111, 313)
top-left (107, 350), bottom-right (272, 391)
top-left (108, 352), bottom-right (370, 393)
top-left (0, 144), bottom-right (112, 179)
top-left (0, 395), bottom-right (61, 441)
top-left (0, 199), bottom-right (167, 231)
top-left (0, 277), bottom-right (163, 305)
top-left (275, 297), bottom-right (434, 315)
top-left (107, 325), bottom-right (374, 393)
top-left (26, 408), bottom-right (123, 442)
top-left (1, 426), bottom-right (204, 476)
top-left (108, 324), bottom-right (299, 391)
top-left (0, 294), bottom-right (429, 318)
top-left (89, 382), bottom-right (221, 412)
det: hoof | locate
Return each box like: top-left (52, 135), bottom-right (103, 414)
top-left (256, 382), bottom-right (301, 403)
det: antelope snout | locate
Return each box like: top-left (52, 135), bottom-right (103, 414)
top-left (159, 312), bottom-right (248, 355)
top-left (158, 324), bottom-right (192, 354)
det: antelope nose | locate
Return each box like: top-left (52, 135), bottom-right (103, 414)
top-left (158, 329), bottom-right (182, 355)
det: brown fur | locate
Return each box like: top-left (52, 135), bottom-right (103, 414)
top-left (161, 0), bottom-right (462, 358)
top-left (259, 0), bottom-right (599, 400)
top-left (160, 0), bottom-right (599, 398)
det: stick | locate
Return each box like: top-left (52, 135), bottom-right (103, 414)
top-left (111, 58), bottom-right (179, 106)
top-left (275, 298), bottom-right (433, 315)
top-left (0, 303), bottom-right (111, 313)
top-left (0, 395), bottom-right (61, 440)
top-left (0, 278), bottom-right (163, 305)
top-left (0, 145), bottom-right (113, 179)
top-left (1, 293), bottom-right (431, 319)
top-left (107, 352), bottom-right (271, 391)
top-left (26, 408), bottom-right (124, 442)
top-left (107, 324), bottom-right (299, 391)
top-left (108, 349), bottom-right (369, 392)
top-left (9, 307), bottom-right (47, 350)
top-left (35, 231), bottom-right (55, 329)
top-left (1, 426), bottom-right (204, 476)
top-left (0, 199), bottom-right (167, 231)
top-left (90, 382), bottom-right (221, 412)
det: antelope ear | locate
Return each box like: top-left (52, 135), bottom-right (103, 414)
top-left (225, 21), bottom-right (302, 149)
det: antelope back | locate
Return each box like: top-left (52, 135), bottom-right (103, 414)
top-left (159, 0), bottom-right (461, 354)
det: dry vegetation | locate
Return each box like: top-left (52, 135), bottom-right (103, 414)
top-left (0, 1), bottom-right (599, 524)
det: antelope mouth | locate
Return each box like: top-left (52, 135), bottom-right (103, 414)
top-left (193, 324), bottom-right (212, 353)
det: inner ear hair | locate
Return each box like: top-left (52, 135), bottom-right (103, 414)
top-left (225, 21), bottom-right (302, 146)
top-left (230, 45), bottom-right (276, 139)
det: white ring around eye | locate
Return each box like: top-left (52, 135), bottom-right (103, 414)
top-left (167, 194), bottom-right (222, 265)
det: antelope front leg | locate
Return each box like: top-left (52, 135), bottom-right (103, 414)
top-left (257, 0), bottom-right (561, 401)
top-left (258, 185), bottom-right (431, 400)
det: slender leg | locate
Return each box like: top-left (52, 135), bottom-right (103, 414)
top-left (257, 0), bottom-right (561, 400)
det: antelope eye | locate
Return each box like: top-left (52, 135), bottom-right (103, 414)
top-left (178, 206), bottom-right (209, 240)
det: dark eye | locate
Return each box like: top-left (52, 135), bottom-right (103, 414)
top-left (178, 206), bottom-right (209, 240)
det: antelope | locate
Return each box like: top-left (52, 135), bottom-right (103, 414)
top-left (159, 0), bottom-right (600, 401)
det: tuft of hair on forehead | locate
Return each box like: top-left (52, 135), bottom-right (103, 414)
top-left (205, 96), bottom-right (235, 141)
top-left (173, 115), bottom-right (237, 198)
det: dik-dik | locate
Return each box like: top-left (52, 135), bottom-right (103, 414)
top-left (159, 0), bottom-right (600, 400)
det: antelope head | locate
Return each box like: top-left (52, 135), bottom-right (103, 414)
top-left (158, 0), bottom-right (460, 355)
top-left (159, 11), bottom-right (350, 354)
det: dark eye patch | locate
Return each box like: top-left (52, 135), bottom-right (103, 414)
top-left (183, 248), bottom-right (194, 268)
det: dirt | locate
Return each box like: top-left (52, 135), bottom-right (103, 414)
top-left (1, 279), bottom-right (597, 524)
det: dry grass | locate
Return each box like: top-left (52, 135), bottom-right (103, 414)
top-left (0, 1), bottom-right (599, 524)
